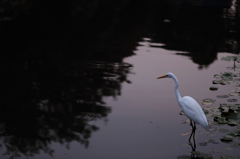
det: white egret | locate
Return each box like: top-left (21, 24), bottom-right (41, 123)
top-left (157, 72), bottom-right (208, 142)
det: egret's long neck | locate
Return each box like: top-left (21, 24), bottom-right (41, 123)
top-left (172, 76), bottom-right (182, 105)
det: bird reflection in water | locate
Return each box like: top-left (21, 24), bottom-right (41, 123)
top-left (189, 124), bottom-right (197, 158)
top-left (179, 127), bottom-right (212, 159)
top-left (189, 120), bottom-right (196, 149)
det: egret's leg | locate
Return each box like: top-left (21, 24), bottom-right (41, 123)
top-left (189, 122), bottom-right (197, 158)
top-left (190, 120), bottom-right (193, 127)
top-left (188, 121), bottom-right (197, 144)
top-left (192, 122), bottom-right (196, 149)
top-left (188, 120), bottom-right (194, 141)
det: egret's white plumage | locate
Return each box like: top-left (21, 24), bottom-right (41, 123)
top-left (157, 72), bottom-right (208, 128)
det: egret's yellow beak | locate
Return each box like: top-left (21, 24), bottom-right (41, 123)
top-left (157, 75), bottom-right (167, 79)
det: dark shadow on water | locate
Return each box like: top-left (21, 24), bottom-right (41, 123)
top-left (150, 0), bottom-right (240, 69)
top-left (0, 59), bottom-right (133, 158)
top-left (1, 0), bottom-right (240, 158)
top-left (1, 0), bottom-right (240, 68)
top-left (0, 0), bottom-right (142, 158)
top-left (0, 103), bottom-right (110, 157)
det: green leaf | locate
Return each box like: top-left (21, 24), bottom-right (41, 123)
top-left (219, 128), bottom-right (230, 133)
top-left (179, 111), bottom-right (185, 115)
top-left (221, 72), bottom-right (233, 77)
top-left (208, 128), bottom-right (217, 132)
top-left (214, 74), bottom-right (222, 79)
top-left (210, 86), bottom-right (219, 91)
top-left (220, 104), bottom-right (230, 107)
top-left (227, 120), bottom-right (238, 126)
top-left (232, 129), bottom-right (240, 135)
top-left (177, 155), bottom-right (191, 159)
top-left (202, 102), bottom-right (214, 105)
top-left (229, 89), bottom-right (238, 92)
top-left (203, 98), bottom-right (215, 102)
top-left (221, 56), bottom-right (238, 61)
top-left (229, 92), bottom-right (240, 96)
top-left (227, 98), bottom-right (238, 102)
top-left (221, 81), bottom-right (230, 85)
top-left (217, 117), bottom-right (228, 124)
top-left (214, 116), bottom-right (221, 121)
top-left (190, 151), bottom-right (200, 155)
top-left (234, 73), bottom-right (240, 77)
top-left (220, 134), bottom-right (234, 141)
top-left (215, 155), bottom-right (234, 159)
top-left (213, 80), bottom-right (223, 84)
top-left (229, 104), bottom-right (240, 110)
top-left (196, 153), bottom-right (213, 159)
top-left (202, 98), bottom-right (215, 105)
top-left (217, 95), bottom-right (229, 98)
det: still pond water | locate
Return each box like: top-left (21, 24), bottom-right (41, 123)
top-left (2, 39), bottom-right (239, 159)
top-left (73, 41), bottom-right (240, 159)
top-left (1, 1), bottom-right (240, 159)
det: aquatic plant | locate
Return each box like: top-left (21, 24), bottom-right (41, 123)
top-left (190, 55), bottom-right (240, 159)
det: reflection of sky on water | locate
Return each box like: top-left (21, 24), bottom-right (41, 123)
top-left (32, 39), bottom-right (238, 159)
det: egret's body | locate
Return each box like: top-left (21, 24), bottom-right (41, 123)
top-left (157, 72), bottom-right (208, 142)
top-left (179, 96), bottom-right (208, 128)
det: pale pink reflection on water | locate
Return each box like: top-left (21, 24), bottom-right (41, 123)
top-left (32, 38), bottom-right (239, 159)
top-left (68, 38), bottom-right (240, 159)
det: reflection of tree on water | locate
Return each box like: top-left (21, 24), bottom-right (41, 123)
top-left (0, 104), bottom-right (108, 158)
top-left (0, 2), bottom-right (134, 156)
top-left (0, 0), bottom-right (142, 157)
top-left (0, 59), bottom-right (132, 158)
top-left (151, 0), bottom-right (240, 69)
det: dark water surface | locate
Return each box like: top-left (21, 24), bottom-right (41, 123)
top-left (0, 0), bottom-right (240, 158)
